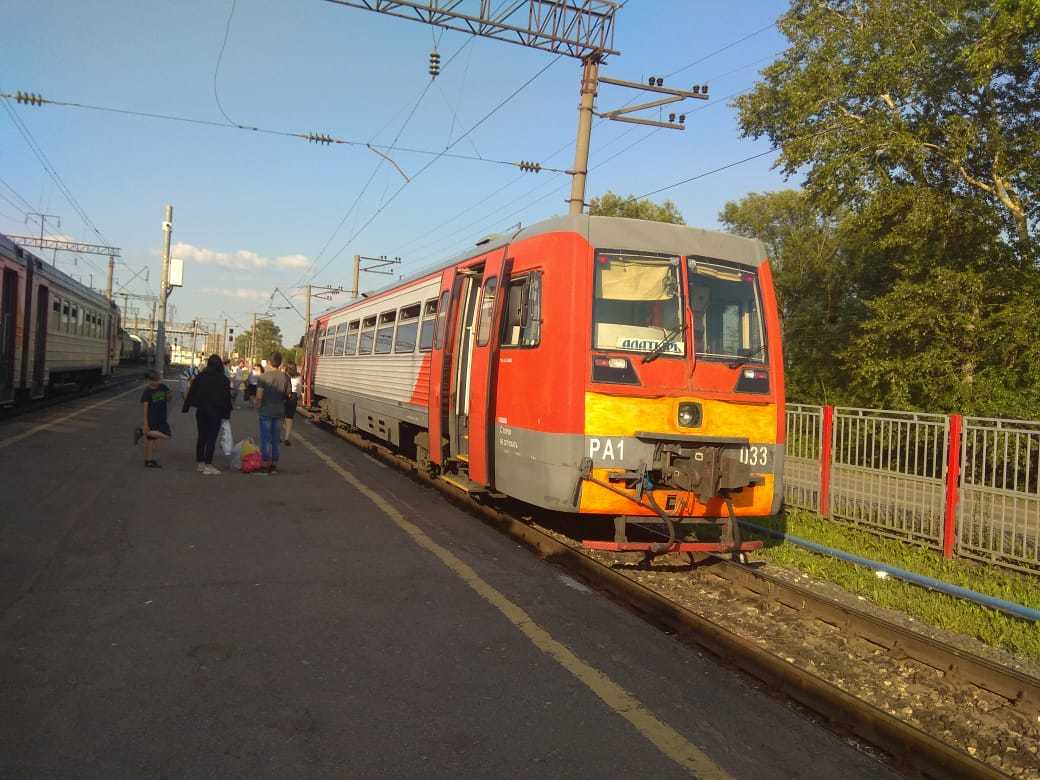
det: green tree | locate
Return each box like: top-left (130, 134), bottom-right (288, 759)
top-left (734, 0), bottom-right (1039, 256)
top-left (233, 319), bottom-right (284, 363)
top-left (588, 192), bottom-right (686, 224)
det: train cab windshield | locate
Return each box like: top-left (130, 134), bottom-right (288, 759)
top-left (688, 258), bottom-right (766, 363)
top-left (592, 252), bottom-right (684, 356)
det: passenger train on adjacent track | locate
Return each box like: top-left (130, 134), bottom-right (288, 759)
top-left (0, 233), bottom-right (122, 406)
top-left (302, 215), bottom-right (785, 553)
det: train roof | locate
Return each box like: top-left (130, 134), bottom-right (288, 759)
top-left (315, 214), bottom-right (769, 321)
top-left (0, 232), bottom-right (117, 311)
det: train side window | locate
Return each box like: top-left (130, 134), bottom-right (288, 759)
top-left (332, 323), bottom-right (348, 356)
top-left (475, 277), bottom-right (498, 347)
top-left (418, 299), bottom-right (437, 351)
top-left (62, 302), bottom-right (69, 330)
top-left (395, 304), bottom-right (420, 353)
top-left (375, 311), bottom-right (396, 354)
top-left (433, 291), bottom-right (450, 349)
top-left (502, 272), bottom-right (541, 347)
top-left (344, 320), bottom-right (360, 355)
top-left (51, 299), bottom-right (60, 330)
top-left (318, 327), bottom-right (326, 356)
top-left (71, 306), bottom-right (79, 334)
top-left (358, 316), bottom-right (377, 354)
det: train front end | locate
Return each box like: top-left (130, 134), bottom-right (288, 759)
top-left (576, 219), bottom-right (784, 556)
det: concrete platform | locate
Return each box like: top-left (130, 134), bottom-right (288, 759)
top-left (0, 384), bottom-right (900, 778)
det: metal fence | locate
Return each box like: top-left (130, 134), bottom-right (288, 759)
top-left (782, 405), bottom-right (1040, 575)
top-left (828, 408), bottom-right (949, 549)
top-left (959, 418), bottom-right (1040, 574)
top-left (784, 404), bottom-right (822, 513)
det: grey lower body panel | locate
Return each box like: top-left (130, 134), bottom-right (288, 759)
top-left (315, 384), bottom-right (427, 447)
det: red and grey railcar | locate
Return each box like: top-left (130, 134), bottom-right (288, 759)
top-left (303, 215), bottom-right (784, 553)
top-left (0, 233), bottom-right (121, 405)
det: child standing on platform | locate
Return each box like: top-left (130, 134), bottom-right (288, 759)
top-left (135, 370), bottom-right (172, 468)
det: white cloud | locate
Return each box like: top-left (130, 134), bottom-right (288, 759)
top-left (173, 242), bottom-right (310, 271)
top-left (200, 286), bottom-right (270, 300)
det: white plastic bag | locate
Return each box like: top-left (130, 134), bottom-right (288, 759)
top-left (219, 420), bottom-right (234, 456)
top-left (229, 439), bottom-right (245, 470)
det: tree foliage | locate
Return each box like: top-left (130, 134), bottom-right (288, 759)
top-left (735, 0), bottom-right (1039, 255)
top-left (724, 0), bottom-right (1040, 418)
top-left (233, 319), bottom-right (284, 363)
top-left (588, 192), bottom-right (686, 224)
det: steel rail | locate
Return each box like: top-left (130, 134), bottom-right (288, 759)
top-left (301, 410), bottom-right (1018, 780)
top-left (0, 369), bottom-right (142, 422)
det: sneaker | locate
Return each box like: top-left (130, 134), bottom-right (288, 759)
top-left (134, 427), bottom-right (144, 446)
top-left (145, 460), bottom-right (162, 469)
top-left (283, 440), bottom-right (292, 447)
top-left (197, 463), bottom-right (206, 473)
top-left (203, 464), bottom-right (222, 475)
top-left (268, 463), bottom-right (278, 475)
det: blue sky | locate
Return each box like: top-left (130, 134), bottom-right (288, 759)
top-left (1, 0), bottom-right (792, 345)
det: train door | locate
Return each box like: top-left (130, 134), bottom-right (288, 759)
top-left (0, 268), bottom-right (18, 403)
top-left (466, 254), bottom-right (511, 486)
top-left (428, 267), bottom-right (458, 466)
top-left (302, 323), bottom-right (320, 406)
top-left (31, 285), bottom-right (48, 397)
top-left (449, 269), bottom-right (483, 460)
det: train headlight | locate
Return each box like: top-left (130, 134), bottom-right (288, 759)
top-left (678, 402), bottom-right (701, 428)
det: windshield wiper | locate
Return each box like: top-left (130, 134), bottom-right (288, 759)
top-left (727, 344), bottom-right (767, 369)
top-left (642, 324), bottom-right (686, 364)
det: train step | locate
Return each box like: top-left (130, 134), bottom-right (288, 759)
top-left (582, 540), bottom-right (764, 554)
top-left (440, 472), bottom-right (487, 494)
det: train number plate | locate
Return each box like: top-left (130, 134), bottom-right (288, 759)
top-left (738, 445), bottom-right (769, 467)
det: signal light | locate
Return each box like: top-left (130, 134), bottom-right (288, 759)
top-left (429, 51), bottom-right (441, 77)
top-left (15, 91), bottom-right (44, 106)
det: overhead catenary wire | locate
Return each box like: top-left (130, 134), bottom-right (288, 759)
top-left (1, 97), bottom-right (107, 244)
top-left (307, 52), bottom-right (564, 283)
top-left (213, 0), bottom-right (240, 125)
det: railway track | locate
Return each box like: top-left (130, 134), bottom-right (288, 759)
top-left (303, 410), bottom-right (1039, 780)
top-left (0, 369), bottom-right (143, 423)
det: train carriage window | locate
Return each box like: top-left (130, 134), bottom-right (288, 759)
top-left (332, 323), bottom-right (348, 356)
top-left (592, 252), bottom-right (684, 356)
top-left (375, 311), bottom-right (396, 354)
top-left (502, 272), bottom-right (541, 347)
top-left (358, 316), bottom-right (377, 354)
top-left (688, 258), bottom-right (766, 362)
top-left (318, 327), bottom-right (327, 356)
top-left (394, 304), bottom-right (420, 353)
top-left (418, 299), bottom-right (437, 351)
top-left (475, 277), bottom-right (498, 347)
top-left (433, 291), bottom-right (450, 349)
top-left (71, 305), bottom-right (80, 334)
top-left (51, 299), bottom-right (60, 330)
top-left (321, 326), bottom-right (331, 356)
top-left (344, 320), bottom-right (360, 355)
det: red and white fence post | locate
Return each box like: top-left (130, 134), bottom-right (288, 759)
top-left (819, 405), bottom-right (834, 518)
top-left (943, 414), bottom-right (963, 559)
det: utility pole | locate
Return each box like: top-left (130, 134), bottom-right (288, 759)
top-left (190, 319), bottom-right (198, 365)
top-left (352, 255), bottom-right (401, 297)
top-left (251, 312), bottom-right (258, 363)
top-left (304, 283), bottom-right (312, 327)
top-left (155, 204), bottom-right (173, 372)
top-left (222, 318), bottom-right (228, 359)
top-left (568, 56), bottom-right (600, 216)
top-left (105, 256), bottom-right (114, 300)
top-left (25, 213), bottom-right (61, 264)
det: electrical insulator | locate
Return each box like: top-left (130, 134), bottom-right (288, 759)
top-left (15, 91), bottom-right (44, 106)
top-left (304, 132), bottom-right (335, 145)
top-left (702, 85), bottom-right (709, 94)
top-left (669, 113), bottom-right (676, 123)
top-left (518, 160), bottom-right (542, 173)
top-left (691, 85), bottom-right (701, 94)
top-left (654, 77), bottom-right (664, 87)
top-left (679, 114), bottom-right (686, 123)
top-left (429, 51), bottom-right (441, 78)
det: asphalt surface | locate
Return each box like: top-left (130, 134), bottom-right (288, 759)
top-left (0, 384), bottom-right (902, 779)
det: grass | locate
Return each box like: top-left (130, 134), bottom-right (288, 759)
top-left (744, 511), bottom-right (1040, 662)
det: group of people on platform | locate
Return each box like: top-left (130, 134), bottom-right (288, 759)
top-left (135, 352), bottom-right (301, 475)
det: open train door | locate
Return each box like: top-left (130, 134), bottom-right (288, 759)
top-left (427, 266), bottom-right (458, 466)
top-left (302, 322), bottom-right (320, 407)
top-left (466, 252), bottom-right (511, 487)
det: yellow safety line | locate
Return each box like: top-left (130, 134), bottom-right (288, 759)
top-left (0, 385), bottom-right (141, 451)
top-left (297, 430), bottom-right (732, 779)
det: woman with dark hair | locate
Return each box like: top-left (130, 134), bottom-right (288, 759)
top-left (183, 354), bottom-right (233, 474)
